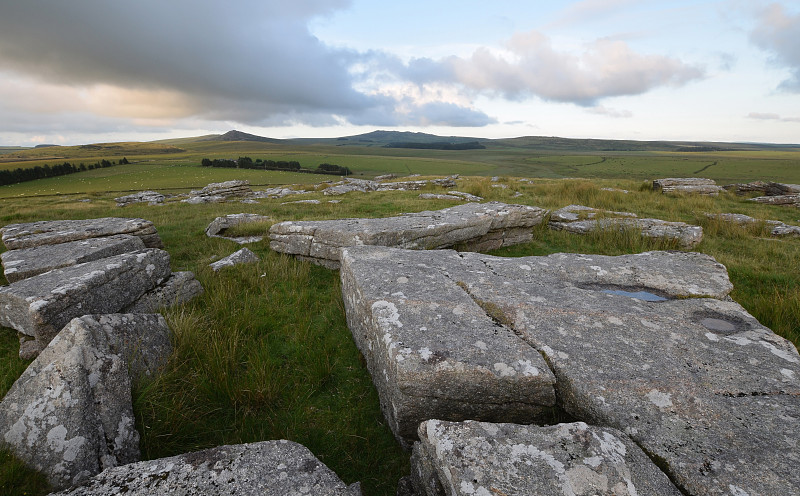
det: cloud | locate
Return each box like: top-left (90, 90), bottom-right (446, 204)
top-left (401, 31), bottom-right (704, 106)
top-left (750, 3), bottom-right (800, 91)
top-left (548, 0), bottom-right (640, 28)
top-left (747, 112), bottom-right (800, 123)
top-left (587, 106), bottom-right (633, 118)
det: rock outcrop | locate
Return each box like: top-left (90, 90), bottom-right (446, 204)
top-left (114, 191), bottom-right (165, 207)
top-left (49, 440), bottom-right (361, 496)
top-left (0, 314), bottom-right (171, 489)
top-left (0, 249), bottom-right (172, 357)
top-left (0, 218), bottom-right (202, 358)
top-left (748, 194), bottom-right (800, 206)
top-left (652, 177), bottom-right (723, 195)
top-left (706, 213), bottom-right (800, 237)
top-left (205, 213), bottom-right (271, 244)
top-left (321, 176), bottom-right (459, 196)
top-left (548, 204), bottom-right (703, 248)
top-left (1, 234), bottom-right (145, 283)
top-left (182, 180), bottom-right (252, 203)
top-left (340, 246), bottom-right (800, 495)
top-left (0, 218), bottom-right (163, 249)
top-left (270, 202), bottom-right (548, 269)
top-left (209, 247), bottom-right (260, 271)
top-left (725, 181), bottom-right (800, 196)
top-left (410, 420), bottom-right (681, 496)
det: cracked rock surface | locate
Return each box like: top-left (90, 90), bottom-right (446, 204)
top-left (340, 246), bottom-right (800, 495)
top-left (0, 314), bottom-right (171, 490)
top-left (49, 440), bottom-right (361, 496)
top-left (411, 420), bottom-right (681, 496)
top-left (270, 202), bottom-right (548, 269)
top-left (0, 217), bottom-right (163, 250)
top-left (0, 249), bottom-right (172, 356)
top-left (652, 177), bottom-right (723, 195)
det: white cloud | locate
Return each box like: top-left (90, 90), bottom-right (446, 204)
top-left (750, 3), bottom-right (800, 91)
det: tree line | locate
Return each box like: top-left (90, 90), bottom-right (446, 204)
top-left (200, 157), bottom-right (351, 176)
top-left (0, 157), bottom-right (128, 187)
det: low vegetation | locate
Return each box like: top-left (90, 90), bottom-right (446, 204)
top-left (0, 146), bottom-right (798, 495)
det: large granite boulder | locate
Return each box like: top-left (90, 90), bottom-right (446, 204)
top-left (652, 177), bottom-right (723, 195)
top-left (182, 180), bottom-right (252, 203)
top-left (340, 246), bottom-right (800, 495)
top-left (0, 218), bottom-right (163, 250)
top-left (0, 249), bottom-right (171, 357)
top-left (115, 191), bottom-right (165, 207)
top-left (270, 202), bottom-right (548, 269)
top-left (340, 247), bottom-right (556, 448)
top-left (549, 205), bottom-right (703, 248)
top-left (0, 314), bottom-right (171, 489)
top-left (410, 420), bottom-right (681, 496)
top-left (1, 234), bottom-right (145, 283)
top-left (49, 440), bottom-right (361, 495)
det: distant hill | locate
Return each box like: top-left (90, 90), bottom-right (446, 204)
top-left (288, 130), bottom-right (485, 147)
top-left (200, 130), bottom-right (283, 144)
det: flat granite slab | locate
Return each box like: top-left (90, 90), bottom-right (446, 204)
top-left (0, 217), bottom-right (163, 250)
top-left (0, 249), bottom-right (171, 356)
top-left (271, 202), bottom-right (548, 268)
top-left (340, 246), bottom-right (800, 495)
top-left (410, 420), bottom-right (681, 495)
top-left (49, 440), bottom-right (361, 495)
top-left (1, 234), bottom-right (145, 283)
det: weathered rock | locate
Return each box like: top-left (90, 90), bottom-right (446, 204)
top-left (418, 193), bottom-right (462, 201)
top-left (1, 234), bottom-right (145, 283)
top-left (600, 187), bottom-right (630, 193)
top-left (182, 180), bottom-right (252, 203)
top-left (49, 440), bottom-right (361, 496)
top-left (340, 247), bottom-right (557, 447)
top-left (770, 223), bottom-right (800, 237)
top-left (748, 194), bottom-right (800, 206)
top-left (0, 218), bottom-right (163, 250)
top-left (339, 246), bottom-right (800, 495)
top-left (765, 182), bottom-right (800, 196)
top-left (270, 202), bottom-right (548, 269)
top-left (121, 271), bottom-right (204, 313)
top-left (209, 247), bottom-right (260, 271)
top-left (549, 205), bottom-right (703, 248)
top-left (252, 186), bottom-right (312, 199)
top-left (283, 199), bottom-right (321, 204)
top-left (653, 177), bottom-right (723, 195)
top-left (705, 213), bottom-right (800, 237)
top-left (323, 179), bottom-right (376, 196)
top-left (0, 249), bottom-right (171, 357)
top-left (447, 191), bottom-right (482, 202)
top-left (0, 314), bottom-right (171, 489)
top-left (373, 173), bottom-right (397, 181)
top-left (723, 180), bottom-right (769, 194)
top-left (114, 191), bottom-right (165, 207)
top-left (321, 176), bottom-right (459, 196)
top-left (205, 213), bottom-right (271, 244)
top-left (410, 420), bottom-right (681, 496)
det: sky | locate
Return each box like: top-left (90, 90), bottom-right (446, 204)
top-left (0, 0), bottom-right (798, 146)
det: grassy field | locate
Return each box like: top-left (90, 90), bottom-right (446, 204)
top-left (0, 148), bottom-right (799, 495)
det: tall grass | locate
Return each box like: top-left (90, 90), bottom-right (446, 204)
top-left (0, 172), bottom-right (799, 495)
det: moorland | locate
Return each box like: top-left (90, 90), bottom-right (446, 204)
top-left (0, 130), bottom-right (798, 495)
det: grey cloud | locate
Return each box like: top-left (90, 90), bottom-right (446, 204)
top-left (747, 112), bottom-right (800, 122)
top-left (751, 3), bottom-right (800, 92)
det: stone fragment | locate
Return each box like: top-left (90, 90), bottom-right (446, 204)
top-left (418, 193), bottom-right (462, 201)
top-left (705, 213), bottom-right (800, 237)
top-left (765, 182), bottom-right (800, 195)
top-left (49, 440), bottom-right (361, 496)
top-left (653, 177), bottom-right (723, 195)
top-left (205, 213), bottom-right (271, 244)
top-left (600, 187), bottom-right (630, 193)
top-left (340, 247), bottom-right (556, 447)
top-left (770, 223), bottom-right (800, 237)
top-left (121, 271), bottom-right (204, 313)
top-left (252, 186), bottom-right (312, 199)
top-left (0, 314), bottom-right (171, 489)
top-left (1, 234), bottom-right (145, 283)
top-left (270, 202), bottom-right (548, 269)
top-left (283, 199), bottom-right (321, 204)
top-left (209, 247), bottom-right (260, 271)
top-left (548, 205), bottom-right (702, 249)
top-left (0, 249), bottom-right (171, 356)
top-left (410, 420), bottom-right (681, 496)
top-left (373, 173), bottom-right (397, 181)
top-left (723, 180), bottom-right (769, 194)
top-left (340, 246), bottom-right (800, 495)
top-left (0, 218), bottom-right (163, 250)
top-left (114, 191), bottom-right (165, 207)
top-left (748, 194), bottom-right (800, 206)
